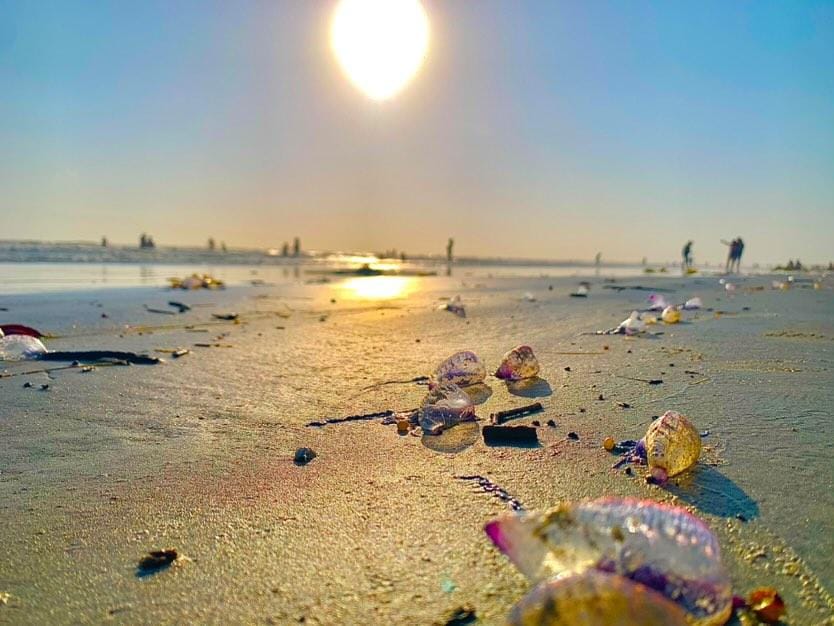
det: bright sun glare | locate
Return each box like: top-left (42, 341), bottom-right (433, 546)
top-left (330, 0), bottom-right (430, 101)
top-left (341, 276), bottom-right (415, 300)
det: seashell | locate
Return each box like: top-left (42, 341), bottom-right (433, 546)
top-left (433, 351), bottom-right (486, 387)
top-left (485, 497), bottom-right (732, 626)
top-left (495, 345), bottom-right (540, 381)
top-left (644, 410), bottom-right (701, 479)
top-left (0, 335), bottom-right (47, 361)
top-left (661, 306), bottom-right (681, 324)
top-left (419, 383), bottom-right (475, 435)
top-left (618, 312), bottom-right (646, 335)
top-left (508, 571), bottom-right (689, 626)
top-left (748, 587), bottom-right (786, 624)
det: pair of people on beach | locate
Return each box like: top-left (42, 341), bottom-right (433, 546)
top-left (723, 237), bottom-right (744, 273)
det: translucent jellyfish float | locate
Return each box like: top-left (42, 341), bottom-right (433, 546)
top-left (644, 410), bottom-right (701, 482)
top-left (433, 351), bottom-right (486, 387)
top-left (617, 312), bottom-right (646, 336)
top-left (485, 497), bottom-right (732, 626)
top-left (507, 571), bottom-right (689, 626)
top-left (661, 305), bottom-right (681, 324)
top-left (647, 294), bottom-right (669, 311)
top-left (494, 345), bottom-right (540, 381)
top-left (0, 335), bottom-right (47, 361)
top-left (419, 383), bottom-right (475, 435)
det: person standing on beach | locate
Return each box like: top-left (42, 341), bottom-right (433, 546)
top-left (722, 238), bottom-right (738, 273)
top-left (734, 237), bottom-right (745, 273)
top-left (682, 241), bottom-right (693, 271)
top-left (446, 238), bottom-right (454, 263)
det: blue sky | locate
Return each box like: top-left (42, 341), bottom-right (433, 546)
top-left (1, 0), bottom-right (832, 264)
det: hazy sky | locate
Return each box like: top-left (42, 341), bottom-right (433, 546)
top-left (1, 1), bottom-right (832, 264)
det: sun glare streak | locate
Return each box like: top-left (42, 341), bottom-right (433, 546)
top-left (340, 276), bottom-right (415, 300)
top-left (330, 0), bottom-right (430, 101)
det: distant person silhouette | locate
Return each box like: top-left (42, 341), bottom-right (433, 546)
top-left (722, 238), bottom-right (739, 273)
top-left (681, 240), bottom-right (693, 271)
top-left (733, 237), bottom-right (744, 273)
top-left (446, 238), bottom-right (454, 263)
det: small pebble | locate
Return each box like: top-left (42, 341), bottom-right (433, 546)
top-left (23, 382), bottom-right (33, 388)
top-left (618, 402), bottom-right (632, 409)
top-left (294, 448), bottom-right (317, 465)
top-left (597, 394), bottom-right (604, 401)
top-left (567, 432), bottom-right (579, 441)
top-left (531, 420), bottom-right (540, 427)
top-left (564, 366), bottom-right (571, 372)
top-left (546, 419), bottom-right (556, 427)
top-left (40, 384), bottom-right (49, 391)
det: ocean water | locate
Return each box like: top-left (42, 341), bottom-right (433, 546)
top-left (0, 241), bottom-right (654, 294)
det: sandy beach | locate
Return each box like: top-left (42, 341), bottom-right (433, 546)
top-left (1, 271), bottom-right (833, 625)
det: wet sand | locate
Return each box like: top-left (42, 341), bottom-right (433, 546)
top-left (1, 273), bottom-right (833, 624)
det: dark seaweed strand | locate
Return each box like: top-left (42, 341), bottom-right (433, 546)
top-left (456, 475), bottom-right (524, 511)
top-left (305, 410), bottom-right (395, 428)
top-left (38, 351), bottom-right (161, 365)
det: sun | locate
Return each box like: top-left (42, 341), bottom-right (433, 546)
top-left (330, 0), bottom-right (430, 101)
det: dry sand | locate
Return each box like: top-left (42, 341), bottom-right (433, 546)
top-left (1, 273), bottom-right (833, 624)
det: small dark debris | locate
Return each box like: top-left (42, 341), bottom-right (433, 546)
top-left (172, 349), bottom-right (190, 358)
top-left (294, 448), bottom-right (317, 465)
top-left (564, 366), bottom-right (571, 372)
top-left (735, 513), bottom-right (748, 522)
top-left (137, 549), bottom-right (177, 574)
top-left (597, 394), bottom-right (604, 401)
top-left (742, 306), bottom-right (751, 311)
top-left (669, 363), bottom-right (675, 367)
top-left (546, 419), bottom-right (556, 427)
top-left (168, 301), bottom-right (191, 313)
top-left (23, 381), bottom-right (33, 388)
top-left (490, 402), bottom-right (543, 424)
top-left (441, 605), bottom-right (477, 626)
top-left (618, 402), bottom-right (632, 409)
top-left (531, 420), bottom-right (540, 427)
top-left (627, 349), bottom-right (632, 354)
top-left (101, 313), bottom-right (109, 318)
top-left (212, 313), bottom-right (239, 321)
top-left (578, 407), bottom-right (586, 413)
top-left (567, 431), bottom-right (579, 441)
top-left (624, 467), bottom-right (633, 476)
top-left (483, 425), bottom-right (538, 446)
top-left (40, 383), bottom-right (49, 391)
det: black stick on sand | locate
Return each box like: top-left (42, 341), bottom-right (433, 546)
top-left (489, 402), bottom-right (544, 424)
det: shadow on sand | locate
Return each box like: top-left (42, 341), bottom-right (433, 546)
top-left (463, 383), bottom-right (493, 405)
top-left (665, 465), bottom-right (759, 520)
top-left (421, 422), bottom-right (480, 454)
top-left (506, 377), bottom-right (552, 398)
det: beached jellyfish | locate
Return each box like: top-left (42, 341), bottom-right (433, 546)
top-left (419, 383), bottom-right (475, 435)
top-left (647, 294), bottom-right (668, 311)
top-left (661, 305), bottom-right (681, 324)
top-left (507, 571), bottom-right (689, 626)
top-left (683, 297), bottom-right (703, 310)
top-left (617, 312), bottom-right (646, 336)
top-left (433, 351), bottom-right (486, 387)
top-left (494, 345), bottom-right (540, 381)
top-left (0, 335), bottom-right (47, 361)
top-left (644, 410), bottom-right (701, 481)
top-left (439, 295), bottom-right (466, 318)
top-left (485, 497), bottom-right (732, 625)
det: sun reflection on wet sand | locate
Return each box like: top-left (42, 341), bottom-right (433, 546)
top-left (339, 275), bottom-right (417, 300)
